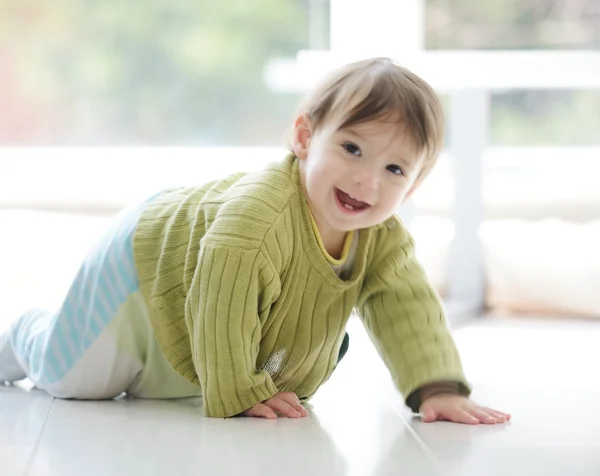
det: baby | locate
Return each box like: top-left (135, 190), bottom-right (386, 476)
top-left (0, 57), bottom-right (509, 424)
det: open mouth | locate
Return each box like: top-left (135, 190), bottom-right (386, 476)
top-left (335, 188), bottom-right (371, 212)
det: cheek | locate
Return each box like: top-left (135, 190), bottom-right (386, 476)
top-left (308, 156), bottom-right (338, 184)
top-left (306, 165), bottom-right (330, 199)
top-left (379, 184), bottom-right (409, 210)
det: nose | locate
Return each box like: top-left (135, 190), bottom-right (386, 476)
top-left (353, 165), bottom-right (379, 191)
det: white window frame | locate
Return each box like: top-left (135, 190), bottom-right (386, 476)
top-left (291, 0), bottom-right (600, 322)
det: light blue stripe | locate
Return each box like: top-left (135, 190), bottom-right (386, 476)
top-left (96, 272), bottom-right (119, 316)
top-left (56, 314), bottom-right (79, 371)
top-left (48, 318), bottom-right (74, 374)
top-left (96, 280), bottom-right (118, 323)
top-left (115, 251), bottom-right (138, 292)
top-left (89, 276), bottom-right (113, 330)
top-left (50, 271), bottom-right (89, 370)
top-left (104, 259), bottom-right (129, 308)
top-left (25, 314), bottom-right (45, 376)
top-left (15, 192), bottom-right (162, 385)
top-left (66, 291), bottom-right (86, 356)
top-left (36, 346), bottom-right (59, 385)
top-left (48, 338), bottom-right (69, 377)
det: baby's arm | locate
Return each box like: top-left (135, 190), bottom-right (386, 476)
top-left (357, 224), bottom-right (511, 424)
top-left (185, 244), bottom-right (281, 418)
top-left (357, 230), bottom-right (469, 402)
top-left (354, 223), bottom-right (481, 419)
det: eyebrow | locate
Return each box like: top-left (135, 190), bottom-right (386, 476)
top-left (344, 128), bottom-right (415, 173)
top-left (344, 128), bottom-right (368, 142)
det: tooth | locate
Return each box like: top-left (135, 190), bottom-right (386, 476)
top-left (344, 204), bottom-right (354, 210)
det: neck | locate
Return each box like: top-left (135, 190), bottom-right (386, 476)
top-left (320, 228), bottom-right (347, 259)
top-left (310, 211), bottom-right (347, 259)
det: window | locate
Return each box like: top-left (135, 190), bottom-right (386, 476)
top-left (0, 0), bottom-right (312, 146)
top-left (427, 0), bottom-right (600, 146)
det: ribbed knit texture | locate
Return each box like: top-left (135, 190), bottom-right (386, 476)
top-left (132, 154), bottom-right (470, 418)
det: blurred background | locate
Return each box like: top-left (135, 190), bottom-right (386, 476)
top-left (1, 0), bottom-right (599, 323)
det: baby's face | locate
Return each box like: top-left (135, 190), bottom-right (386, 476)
top-left (297, 118), bottom-right (423, 239)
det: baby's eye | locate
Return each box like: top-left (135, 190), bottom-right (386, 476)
top-left (342, 142), bottom-right (361, 157)
top-left (386, 164), bottom-right (404, 176)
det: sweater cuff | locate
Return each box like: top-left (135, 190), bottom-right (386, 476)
top-left (202, 378), bottom-right (280, 418)
top-left (406, 380), bottom-right (471, 413)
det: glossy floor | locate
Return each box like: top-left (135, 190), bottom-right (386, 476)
top-left (2, 315), bottom-right (599, 476)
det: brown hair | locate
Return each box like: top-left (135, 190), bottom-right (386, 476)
top-left (291, 57), bottom-right (445, 185)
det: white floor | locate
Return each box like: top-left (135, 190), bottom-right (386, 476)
top-left (2, 314), bottom-right (600, 476)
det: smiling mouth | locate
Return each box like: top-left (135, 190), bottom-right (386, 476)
top-left (335, 188), bottom-right (371, 212)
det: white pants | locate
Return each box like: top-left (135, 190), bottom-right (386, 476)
top-left (0, 194), bottom-right (200, 400)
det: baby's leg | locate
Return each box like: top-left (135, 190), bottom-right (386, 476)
top-left (1, 307), bottom-right (143, 399)
top-left (1, 293), bottom-right (200, 400)
top-left (117, 291), bottom-right (201, 400)
top-left (0, 193), bottom-right (160, 398)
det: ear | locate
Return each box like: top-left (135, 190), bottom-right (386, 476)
top-left (292, 114), bottom-right (312, 160)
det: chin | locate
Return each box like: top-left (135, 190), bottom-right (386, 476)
top-left (333, 218), bottom-right (370, 232)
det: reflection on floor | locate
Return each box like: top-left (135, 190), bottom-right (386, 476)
top-left (3, 314), bottom-right (599, 476)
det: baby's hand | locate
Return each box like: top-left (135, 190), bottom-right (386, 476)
top-left (241, 391), bottom-right (309, 419)
top-left (420, 393), bottom-right (511, 425)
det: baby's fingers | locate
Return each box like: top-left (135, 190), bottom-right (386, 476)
top-left (449, 408), bottom-right (480, 425)
top-left (471, 408), bottom-right (500, 424)
top-left (481, 407), bottom-right (511, 421)
top-left (266, 397), bottom-right (303, 418)
top-left (277, 392), bottom-right (309, 417)
top-left (243, 403), bottom-right (278, 419)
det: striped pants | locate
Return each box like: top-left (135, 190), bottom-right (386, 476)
top-left (0, 195), bottom-right (200, 400)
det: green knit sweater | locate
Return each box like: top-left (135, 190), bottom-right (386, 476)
top-left (132, 154), bottom-right (469, 418)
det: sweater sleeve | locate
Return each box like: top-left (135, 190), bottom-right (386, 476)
top-left (356, 226), bottom-right (471, 412)
top-left (185, 243), bottom-right (281, 418)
